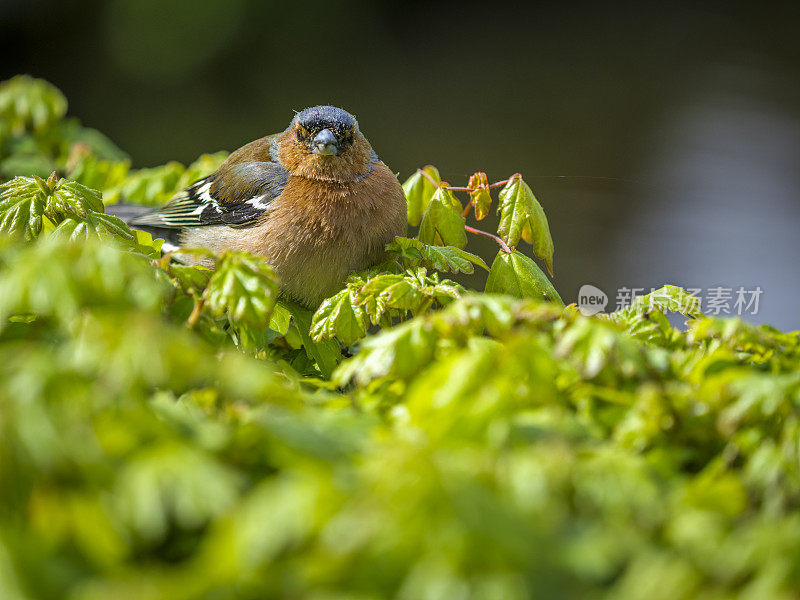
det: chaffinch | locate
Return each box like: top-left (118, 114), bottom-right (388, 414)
top-left (133, 105), bottom-right (407, 308)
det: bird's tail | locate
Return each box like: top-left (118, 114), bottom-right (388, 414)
top-left (105, 202), bottom-right (182, 248)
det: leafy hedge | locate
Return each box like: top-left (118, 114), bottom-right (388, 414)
top-left (1, 76), bottom-right (800, 600)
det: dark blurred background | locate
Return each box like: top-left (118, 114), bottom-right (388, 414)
top-left (2, 1), bottom-right (799, 328)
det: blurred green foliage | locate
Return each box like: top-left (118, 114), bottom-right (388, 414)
top-left (1, 76), bottom-right (800, 600)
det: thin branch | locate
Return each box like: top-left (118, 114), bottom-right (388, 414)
top-left (186, 297), bottom-right (205, 328)
top-left (461, 202), bottom-right (472, 217)
top-left (417, 168), bottom-right (510, 192)
top-left (417, 168), bottom-right (440, 188)
top-left (487, 178), bottom-right (511, 189)
top-left (465, 225), bottom-right (513, 254)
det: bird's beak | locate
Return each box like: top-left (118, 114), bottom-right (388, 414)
top-left (312, 129), bottom-right (339, 156)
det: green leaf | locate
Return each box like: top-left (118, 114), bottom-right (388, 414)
top-left (0, 75), bottom-right (67, 136)
top-left (284, 300), bottom-right (342, 378)
top-left (387, 237), bottom-right (488, 274)
top-left (485, 250), bottom-right (562, 305)
top-left (203, 251), bottom-right (278, 328)
top-left (0, 237), bottom-right (169, 327)
top-left (0, 175), bottom-right (116, 243)
top-left (497, 174), bottom-right (554, 275)
top-left (269, 300), bottom-right (292, 336)
top-left (0, 177), bottom-right (45, 238)
top-left (113, 442), bottom-right (241, 543)
top-left (44, 178), bottom-right (103, 220)
top-left (357, 268), bottom-right (463, 317)
top-left (334, 318), bottom-right (438, 386)
top-left (418, 187), bottom-right (467, 249)
top-left (161, 262), bottom-right (212, 297)
top-left (402, 165), bottom-right (441, 227)
top-left (131, 228), bottom-right (164, 259)
top-left (310, 287), bottom-right (367, 346)
top-left (49, 213), bottom-right (133, 244)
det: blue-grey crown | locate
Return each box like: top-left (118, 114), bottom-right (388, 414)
top-left (292, 105), bottom-right (358, 135)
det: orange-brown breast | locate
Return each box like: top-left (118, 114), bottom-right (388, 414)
top-left (262, 160), bottom-right (407, 306)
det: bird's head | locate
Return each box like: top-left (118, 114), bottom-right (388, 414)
top-left (275, 105), bottom-right (376, 183)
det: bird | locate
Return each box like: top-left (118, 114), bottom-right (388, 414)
top-left (130, 105), bottom-right (407, 308)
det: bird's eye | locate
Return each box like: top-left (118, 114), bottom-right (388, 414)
top-left (295, 126), bottom-right (310, 142)
top-left (340, 128), bottom-right (354, 147)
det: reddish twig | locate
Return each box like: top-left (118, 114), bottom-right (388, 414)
top-left (186, 296), bottom-right (205, 328)
top-left (487, 178), bottom-right (511, 189)
top-left (418, 168), bottom-right (440, 188)
top-left (415, 168), bottom-right (514, 253)
top-left (465, 225), bottom-right (513, 254)
top-left (417, 168), bottom-right (511, 193)
top-left (449, 181), bottom-right (509, 191)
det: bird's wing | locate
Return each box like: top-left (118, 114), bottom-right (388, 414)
top-left (131, 161), bottom-right (289, 228)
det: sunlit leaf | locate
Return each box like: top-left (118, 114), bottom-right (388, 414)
top-left (485, 250), bottom-right (562, 305)
top-left (402, 165), bottom-right (441, 227)
top-left (418, 186), bottom-right (467, 249)
top-left (497, 174), bottom-right (554, 275)
top-left (285, 300), bottom-right (342, 378)
top-left (387, 237), bottom-right (488, 274)
top-left (203, 251), bottom-right (278, 328)
top-left (269, 300), bottom-right (292, 336)
top-left (311, 286), bottom-right (367, 346)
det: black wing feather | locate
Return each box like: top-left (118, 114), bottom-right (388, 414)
top-left (131, 162), bottom-right (289, 229)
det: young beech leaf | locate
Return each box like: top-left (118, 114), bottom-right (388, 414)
top-left (497, 174), bottom-right (554, 275)
top-left (402, 165), bottom-right (441, 226)
top-left (386, 237), bottom-right (488, 274)
top-left (203, 251), bottom-right (278, 329)
top-left (43, 178), bottom-right (104, 220)
top-left (467, 172), bottom-right (492, 220)
top-left (418, 187), bottom-right (467, 249)
top-left (165, 266), bottom-right (213, 310)
top-left (357, 268), bottom-right (463, 317)
top-left (334, 294), bottom-right (546, 387)
top-left (334, 318), bottom-right (439, 386)
top-left (0, 177), bottom-right (45, 238)
top-left (132, 229), bottom-right (164, 259)
top-left (269, 300), bottom-right (292, 336)
top-left (310, 286), bottom-right (367, 346)
top-left (284, 300), bottom-right (342, 378)
top-left (0, 176), bottom-right (104, 239)
top-left (50, 213), bottom-right (134, 244)
top-left (485, 250), bottom-right (563, 305)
